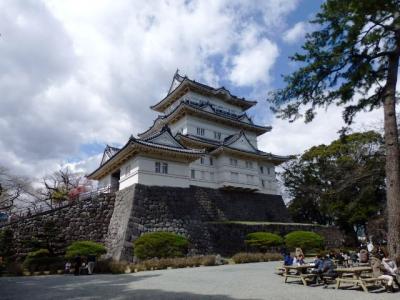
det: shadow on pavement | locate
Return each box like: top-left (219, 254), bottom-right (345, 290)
top-left (0, 273), bottom-right (261, 300)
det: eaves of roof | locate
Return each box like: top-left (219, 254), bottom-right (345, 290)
top-left (139, 101), bottom-right (271, 138)
top-left (87, 137), bottom-right (204, 179)
top-left (209, 146), bottom-right (291, 165)
top-left (151, 78), bottom-right (257, 112)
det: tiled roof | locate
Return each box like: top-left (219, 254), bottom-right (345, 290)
top-left (139, 100), bottom-right (270, 138)
top-left (100, 145), bottom-right (121, 166)
top-left (151, 71), bottom-right (257, 112)
top-left (88, 127), bottom-right (204, 179)
top-left (176, 133), bottom-right (291, 164)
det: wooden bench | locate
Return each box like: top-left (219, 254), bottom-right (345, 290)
top-left (336, 276), bottom-right (388, 292)
top-left (284, 273), bottom-right (316, 286)
top-left (275, 266), bottom-right (285, 275)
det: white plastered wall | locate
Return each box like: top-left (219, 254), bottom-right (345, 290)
top-left (185, 115), bottom-right (258, 148)
top-left (119, 155), bottom-right (190, 189)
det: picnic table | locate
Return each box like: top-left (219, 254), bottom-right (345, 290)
top-left (335, 266), bottom-right (385, 292)
top-left (283, 265), bottom-right (316, 285)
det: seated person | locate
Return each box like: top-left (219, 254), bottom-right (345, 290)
top-left (376, 246), bottom-right (385, 260)
top-left (313, 254), bottom-right (323, 269)
top-left (381, 249), bottom-right (400, 289)
top-left (295, 248), bottom-right (304, 258)
top-left (350, 251), bottom-right (358, 264)
top-left (293, 254), bottom-right (305, 266)
top-left (371, 255), bottom-right (396, 292)
top-left (283, 252), bottom-right (293, 266)
top-left (64, 261), bottom-right (71, 274)
top-left (312, 255), bottom-right (337, 284)
top-left (359, 248), bottom-right (369, 264)
top-left (80, 262), bottom-right (89, 275)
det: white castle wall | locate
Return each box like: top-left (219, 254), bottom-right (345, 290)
top-left (119, 155), bottom-right (189, 189)
top-left (101, 152), bottom-right (279, 194)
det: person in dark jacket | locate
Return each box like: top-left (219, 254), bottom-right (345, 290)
top-left (312, 255), bottom-right (337, 285)
top-left (283, 252), bottom-right (293, 266)
top-left (74, 254), bottom-right (82, 276)
top-left (87, 255), bottom-right (96, 275)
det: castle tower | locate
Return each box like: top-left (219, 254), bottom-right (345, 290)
top-left (88, 71), bottom-right (289, 195)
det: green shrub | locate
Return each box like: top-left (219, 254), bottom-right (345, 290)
top-left (245, 232), bottom-right (283, 251)
top-left (0, 229), bottom-right (15, 263)
top-left (133, 232), bottom-right (189, 260)
top-left (284, 231), bottom-right (324, 251)
top-left (65, 241), bottom-right (106, 259)
top-left (23, 249), bottom-right (63, 272)
top-left (232, 252), bottom-right (282, 264)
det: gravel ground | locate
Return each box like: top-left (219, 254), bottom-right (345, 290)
top-left (0, 262), bottom-right (398, 300)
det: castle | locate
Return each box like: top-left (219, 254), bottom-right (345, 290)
top-left (2, 72), bottom-right (343, 262)
top-left (88, 71), bottom-right (289, 195)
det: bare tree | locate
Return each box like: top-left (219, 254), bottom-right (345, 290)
top-left (0, 166), bottom-right (31, 213)
top-left (35, 168), bottom-right (90, 208)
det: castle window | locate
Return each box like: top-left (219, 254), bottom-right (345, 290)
top-left (200, 157), bottom-right (204, 164)
top-left (230, 158), bottom-right (238, 167)
top-left (260, 166), bottom-right (264, 174)
top-left (201, 171), bottom-right (205, 180)
top-left (197, 128), bottom-right (205, 136)
top-left (210, 172), bottom-right (215, 181)
top-left (191, 169), bottom-right (196, 179)
top-left (214, 131), bottom-right (221, 140)
top-left (267, 167), bottom-right (271, 175)
top-left (209, 157), bottom-right (214, 166)
top-left (246, 174), bottom-right (254, 184)
top-left (245, 161), bottom-right (253, 169)
top-left (155, 162), bottom-right (161, 173)
top-left (261, 180), bottom-right (265, 187)
top-left (162, 163), bottom-right (168, 174)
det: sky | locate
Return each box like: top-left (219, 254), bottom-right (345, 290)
top-left (0, 0), bottom-right (386, 179)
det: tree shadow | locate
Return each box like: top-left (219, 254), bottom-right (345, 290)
top-left (0, 273), bottom-right (261, 300)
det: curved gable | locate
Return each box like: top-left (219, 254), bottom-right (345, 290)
top-left (145, 129), bottom-right (184, 148)
top-left (224, 132), bottom-right (258, 153)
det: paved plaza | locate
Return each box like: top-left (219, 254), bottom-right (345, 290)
top-left (1, 262), bottom-right (398, 300)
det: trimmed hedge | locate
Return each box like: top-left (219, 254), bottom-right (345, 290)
top-left (245, 232), bottom-right (283, 251)
top-left (23, 249), bottom-right (63, 272)
top-left (284, 231), bottom-right (324, 251)
top-left (65, 241), bottom-right (107, 259)
top-left (133, 232), bottom-right (189, 260)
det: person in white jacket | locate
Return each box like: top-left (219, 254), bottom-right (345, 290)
top-left (381, 249), bottom-right (400, 289)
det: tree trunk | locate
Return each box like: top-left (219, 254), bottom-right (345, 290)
top-left (384, 50), bottom-right (400, 261)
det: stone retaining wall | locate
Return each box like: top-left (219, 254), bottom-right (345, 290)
top-left (106, 184), bottom-right (343, 261)
top-left (1, 184), bottom-right (344, 261)
top-left (0, 193), bottom-right (115, 258)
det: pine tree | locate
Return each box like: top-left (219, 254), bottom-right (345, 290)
top-left (269, 0), bottom-right (400, 259)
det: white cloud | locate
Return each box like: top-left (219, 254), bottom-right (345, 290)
top-left (229, 39), bottom-right (279, 86)
top-left (282, 21), bottom-right (309, 44)
top-left (0, 0), bottom-right (302, 178)
top-left (259, 105), bottom-right (384, 156)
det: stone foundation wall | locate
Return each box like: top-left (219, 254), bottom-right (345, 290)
top-left (1, 184), bottom-right (344, 261)
top-left (106, 184), bottom-right (343, 261)
top-left (0, 194), bottom-right (115, 258)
